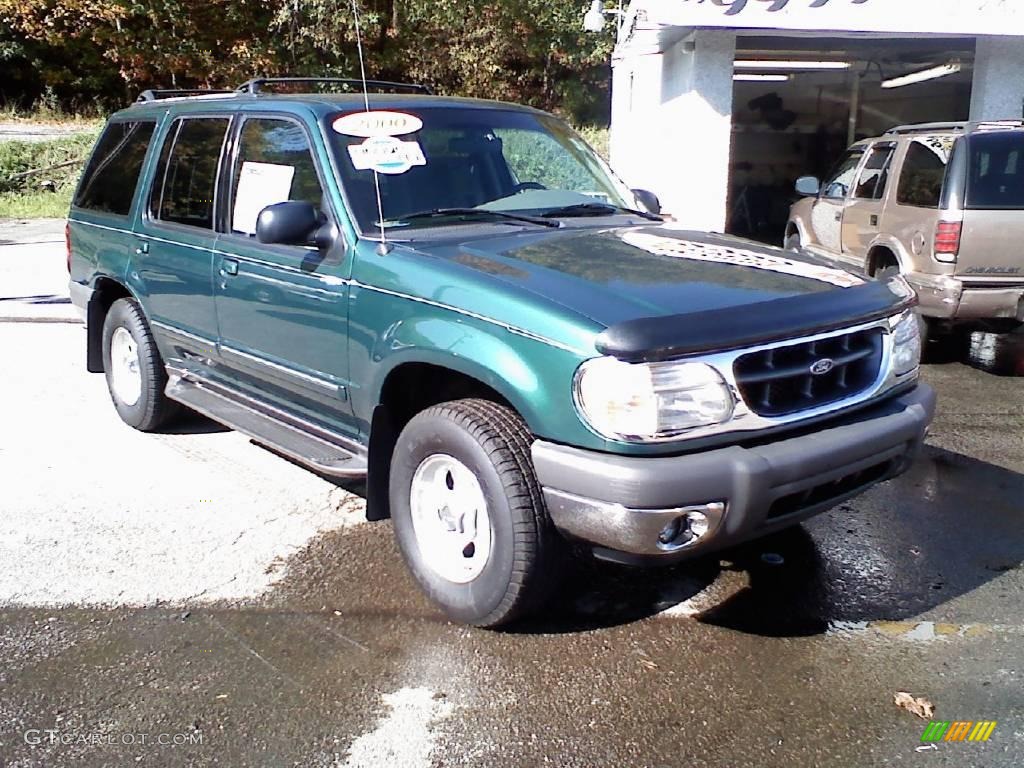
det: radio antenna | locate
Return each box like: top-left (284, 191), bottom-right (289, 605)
top-left (349, 0), bottom-right (391, 254)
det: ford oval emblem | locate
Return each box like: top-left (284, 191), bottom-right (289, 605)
top-left (810, 358), bottom-right (835, 376)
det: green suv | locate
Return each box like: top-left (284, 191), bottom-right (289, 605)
top-left (68, 79), bottom-right (935, 627)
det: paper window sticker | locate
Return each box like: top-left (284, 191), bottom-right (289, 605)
top-left (232, 162), bottom-right (297, 235)
top-left (347, 136), bottom-right (427, 175)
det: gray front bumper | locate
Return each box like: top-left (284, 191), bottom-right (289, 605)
top-left (532, 384), bottom-right (936, 563)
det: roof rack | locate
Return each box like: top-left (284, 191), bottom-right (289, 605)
top-left (236, 77), bottom-right (432, 96)
top-left (885, 121), bottom-right (969, 135)
top-left (136, 88), bottom-right (235, 103)
top-left (886, 120), bottom-right (1024, 136)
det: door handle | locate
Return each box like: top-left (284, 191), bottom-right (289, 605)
top-left (135, 242), bottom-right (149, 255)
top-left (220, 259), bottom-right (239, 277)
top-left (834, 212), bottom-right (842, 222)
top-left (870, 214), bottom-right (879, 227)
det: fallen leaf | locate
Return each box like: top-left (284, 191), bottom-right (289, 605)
top-left (638, 659), bottom-right (659, 670)
top-left (894, 691), bottom-right (935, 719)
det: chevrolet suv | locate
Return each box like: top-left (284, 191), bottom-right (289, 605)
top-left (786, 121), bottom-right (1024, 341)
top-left (68, 79), bottom-right (935, 627)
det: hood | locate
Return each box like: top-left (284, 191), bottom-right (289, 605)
top-left (411, 225), bottom-right (863, 325)
top-left (400, 225), bottom-right (913, 360)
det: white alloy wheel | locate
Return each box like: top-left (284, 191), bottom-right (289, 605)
top-left (109, 325), bottom-right (142, 406)
top-left (409, 453), bottom-right (493, 584)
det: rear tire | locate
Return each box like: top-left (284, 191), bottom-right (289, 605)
top-left (389, 398), bottom-right (560, 628)
top-left (101, 298), bottom-right (179, 431)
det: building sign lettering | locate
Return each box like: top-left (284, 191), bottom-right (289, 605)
top-left (686, 0), bottom-right (869, 16)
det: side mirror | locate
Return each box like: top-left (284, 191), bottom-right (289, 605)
top-left (632, 188), bottom-right (661, 215)
top-left (256, 201), bottom-right (323, 246)
top-left (795, 176), bottom-right (821, 197)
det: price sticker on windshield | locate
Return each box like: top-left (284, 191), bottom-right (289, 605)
top-left (332, 110), bottom-right (423, 138)
top-left (348, 136), bottom-right (427, 175)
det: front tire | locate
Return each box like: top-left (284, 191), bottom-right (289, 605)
top-left (101, 298), bottom-right (179, 431)
top-left (389, 399), bottom-right (560, 627)
top-left (784, 231), bottom-right (801, 251)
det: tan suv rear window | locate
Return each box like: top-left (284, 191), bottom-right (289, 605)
top-left (966, 132), bottom-right (1024, 210)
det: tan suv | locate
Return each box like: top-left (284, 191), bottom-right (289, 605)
top-left (786, 121), bottom-right (1024, 340)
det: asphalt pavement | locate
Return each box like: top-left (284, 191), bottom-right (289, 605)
top-left (1, 219), bottom-right (1023, 767)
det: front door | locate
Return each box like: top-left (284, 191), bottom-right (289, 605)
top-left (212, 115), bottom-right (356, 436)
top-left (809, 147), bottom-right (865, 256)
top-left (135, 116), bottom-right (231, 371)
top-left (841, 142), bottom-right (897, 268)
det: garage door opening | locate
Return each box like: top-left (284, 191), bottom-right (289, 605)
top-left (726, 36), bottom-right (975, 245)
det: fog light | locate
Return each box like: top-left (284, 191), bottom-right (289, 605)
top-left (687, 511), bottom-right (710, 539)
top-left (655, 508), bottom-right (717, 552)
top-left (658, 518), bottom-right (684, 546)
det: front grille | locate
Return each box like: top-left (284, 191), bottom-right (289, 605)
top-left (734, 328), bottom-right (884, 417)
top-left (766, 460), bottom-right (892, 520)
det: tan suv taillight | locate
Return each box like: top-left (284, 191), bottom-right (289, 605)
top-left (934, 221), bottom-right (961, 262)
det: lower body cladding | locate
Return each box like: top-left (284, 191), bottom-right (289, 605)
top-left (908, 272), bottom-right (1024, 323)
top-left (532, 385), bottom-right (936, 565)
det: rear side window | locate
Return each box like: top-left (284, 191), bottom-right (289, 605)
top-left (74, 121), bottom-right (156, 215)
top-left (897, 140), bottom-right (950, 209)
top-left (966, 132), bottom-right (1024, 210)
top-left (854, 144), bottom-right (895, 200)
top-left (149, 117), bottom-right (230, 229)
top-left (228, 118), bottom-right (325, 236)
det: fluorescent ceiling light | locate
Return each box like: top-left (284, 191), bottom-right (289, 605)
top-left (882, 61), bottom-right (962, 89)
top-left (734, 74), bottom-right (791, 82)
top-left (735, 60), bottom-right (850, 71)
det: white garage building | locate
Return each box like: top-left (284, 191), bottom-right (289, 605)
top-left (608, 0), bottom-right (1024, 241)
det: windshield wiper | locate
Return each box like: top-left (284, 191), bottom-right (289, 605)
top-left (540, 202), bottom-right (663, 222)
top-left (395, 208), bottom-right (560, 229)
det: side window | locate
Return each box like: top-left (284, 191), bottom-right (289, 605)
top-left (821, 150), bottom-right (864, 199)
top-left (149, 117), bottom-right (230, 229)
top-left (853, 144), bottom-right (895, 200)
top-left (897, 140), bottom-right (949, 209)
top-left (74, 121), bottom-right (156, 215)
top-left (228, 118), bottom-right (325, 237)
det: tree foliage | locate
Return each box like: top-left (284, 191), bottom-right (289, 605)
top-left (0, 0), bottom-right (613, 124)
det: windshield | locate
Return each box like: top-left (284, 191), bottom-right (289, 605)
top-left (328, 107), bottom-right (638, 232)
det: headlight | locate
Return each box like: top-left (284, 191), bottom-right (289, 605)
top-left (891, 310), bottom-right (922, 376)
top-left (574, 357), bottom-right (735, 441)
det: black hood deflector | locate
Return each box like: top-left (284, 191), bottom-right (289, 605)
top-left (596, 279), bottom-right (914, 362)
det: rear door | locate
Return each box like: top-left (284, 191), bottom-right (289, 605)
top-left (956, 131), bottom-right (1024, 282)
top-left (841, 141), bottom-right (896, 265)
top-left (808, 147), bottom-right (865, 256)
top-left (135, 116), bottom-right (231, 371)
top-left (69, 119), bottom-right (158, 299)
top-left (212, 114), bottom-right (356, 436)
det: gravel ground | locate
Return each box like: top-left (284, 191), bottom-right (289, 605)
top-left (0, 123), bottom-right (92, 144)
